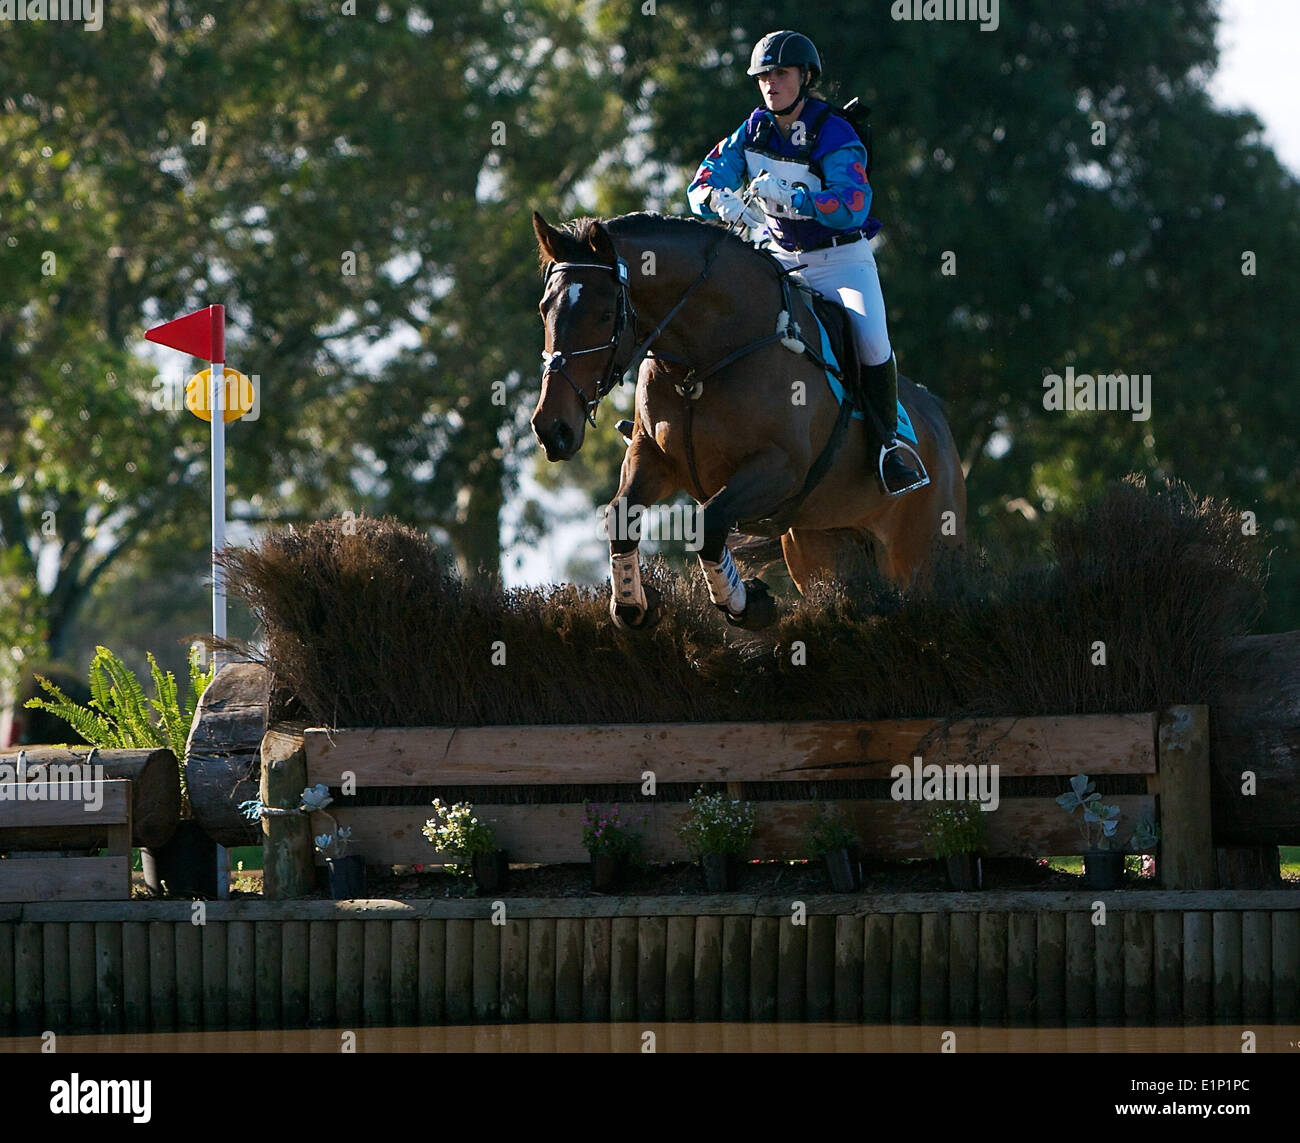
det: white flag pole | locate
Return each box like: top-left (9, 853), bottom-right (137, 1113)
top-left (209, 314), bottom-right (227, 671)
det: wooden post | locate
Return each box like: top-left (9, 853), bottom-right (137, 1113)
top-left (834, 914), bottom-right (864, 1022)
top-left (721, 916), bottom-right (750, 1022)
top-left (68, 922), bottom-right (94, 1034)
top-left (863, 914), bottom-right (891, 1023)
top-left (805, 915), bottom-right (833, 1021)
top-left (889, 912), bottom-right (920, 1024)
top-left (1158, 705), bottom-right (1214, 889)
top-left (389, 919), bottom-right (418, 1027)
top-left (776, 914), bottom-right (805, 1021)
top-left (554, 918), bottom-right (581, 1023)
top-left (1123, 912), bottom-right (1154, 1024)
top-left (582, 917), bottom-right (610, 1022)
top-left (260, 723), bottom-right (313, 900)
top-left (174, 921), bottom-right (202, 1030)
top-left (748, 916), bottom-right (778, 1022)
top-left (281, 920), bottom-right (309, 1028)
top-left (527, 917), bottom-right (555, 1022)
top-left (1006, 912), bottom-right (1035, 1025)
top-left (694, 915), bottom-right (722, 1021)
top-left (93, 921), bottom-right (122, 1033)
top-left (500, 918), bottom-right (528, 1022)
top-left (637, 916), bottom-right (667, 1023)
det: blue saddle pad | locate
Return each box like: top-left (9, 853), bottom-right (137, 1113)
top-left (810, 306), bottom-right (917, 445)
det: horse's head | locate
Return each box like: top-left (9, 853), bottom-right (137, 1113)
top-left (531, 211), bottom-right (635, 461)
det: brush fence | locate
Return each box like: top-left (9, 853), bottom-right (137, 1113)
top-left (260, 706), bottom-right (1214, 896)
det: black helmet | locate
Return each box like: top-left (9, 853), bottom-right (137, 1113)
top-left (747, 30), bottom-right (822, 82)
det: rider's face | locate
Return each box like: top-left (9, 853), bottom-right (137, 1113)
top-left (756, 66), bottom-right (804, 112)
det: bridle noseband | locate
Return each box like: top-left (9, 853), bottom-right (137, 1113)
top-left (540, 256), bottom-right (637, 428)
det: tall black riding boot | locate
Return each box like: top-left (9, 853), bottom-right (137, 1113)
top-left (861, 354), bottom-right (927, 496)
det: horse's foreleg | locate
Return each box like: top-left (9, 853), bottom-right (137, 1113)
top-left (608, 434), bottom-right (677, 630)
top-left (698, 447), bottom-right (800, 628)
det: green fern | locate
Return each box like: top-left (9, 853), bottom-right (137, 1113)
top-left (25, 645), bottom-right (218, 816)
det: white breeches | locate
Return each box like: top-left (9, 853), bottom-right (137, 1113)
top-left (766, 238), bottom-right (892, 368)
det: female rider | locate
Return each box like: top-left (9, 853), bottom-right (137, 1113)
top-left (687, 29), bottom-right (926, 495)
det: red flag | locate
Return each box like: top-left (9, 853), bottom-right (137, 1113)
top-left (145, 304), bottom-right (225, 362)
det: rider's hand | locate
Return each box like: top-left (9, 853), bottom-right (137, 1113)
top-left (709, 187), bottom-right (750, 225)
top-left (751, 171), bottom-right (798, 212)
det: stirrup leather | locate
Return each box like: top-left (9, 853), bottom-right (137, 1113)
top-left (878, 440), bottom-right (931, 497)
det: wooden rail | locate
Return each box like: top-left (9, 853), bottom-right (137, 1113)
top-left (262, 708), bottom-right (1211, 898)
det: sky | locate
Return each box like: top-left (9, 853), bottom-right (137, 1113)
top-left (501, 0), bottom-right (1300, 588)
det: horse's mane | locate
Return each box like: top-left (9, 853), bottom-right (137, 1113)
top-left (547, 212), bottom-right (776, 274)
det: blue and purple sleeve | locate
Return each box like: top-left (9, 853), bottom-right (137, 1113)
top-left (802, 139), bottom-right (872, 230)
top-left (687, 122), bottom-right (749, 218)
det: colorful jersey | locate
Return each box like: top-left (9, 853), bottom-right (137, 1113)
top-left (687, 98), bottom-right (881, 252)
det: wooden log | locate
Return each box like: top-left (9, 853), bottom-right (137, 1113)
top-left (1272, 911), bottom-right (1299, 1022)
top-left (555, 919), bottom-right (582, 1022)
top-left (1153, 911), bottom-right (1183, 1023)
top-left (1064, 912), bottom-right (1094, 1026)
top-left (1240, 911), bottom-right (1272, 1023)
top-left (444, 919), bottom-right (472, 1023)
top-left (202, 921), bottom-right (226, 1030)
top-left (185, 662), bottom-right (268, 847)
top-left (148, 920), bottom-right (175, 1032)
top-left (119, 921), bottom-right (148, 1032)
top-left (15, 922), bottom-right (41, 1034)
top-left (1035, 912), bottom-right (1065, 1026)
top-left (863, 915), bottom-right (891, 1023)
top-left (254, 920), bottom-right (280, 1028)
top-left (1212, 911), bottom-right (1242, 1022)
top-left (364, 920), bottom-right (392, 1026)
top-left (1006, 912), bottom-right (1035, 1025)
top-left (1183, 911), bottom-right (1212, 1022)
top-left (582, 918), bottom-right (611, 1022)
top-left (721, 915), bottom-right (750, 1022)
top-left (174, 920), bottom-right (202, 1030)
top-left (390, 919), bottom-right (418, 1027)
top-left (805, 915), bottom-right (833, 1021)
top-left (527, 917), bottom-right (555, 1022)
top-left (918, 912), bottom-right (949, 1024)
top-left (281, 920), bottom-right (309, 1029)
top-left (0, 748), bottom-right (177, 849)
top-left (68, 921), bottom-right (94, 1034)
top-left (670, 915), bottom-right (702, 1024)
top-left (834, 914), bottom-right (863, 1021)
top-left (259, 723), bottom-right (313, 900)
top-left (472, 918), bottom-right (498, 1022)
top-left (226, 920), bottom-right (254, 1030)
top-left (1209, 631), bottom-right (1300, 844)
top-left (304, 713), bottom-right (1157, 785)
top-left (94, 920), bottom-right (122, 1033)
top-left (637, 916), bottom-right (667, 1023)
top-left (1159, 706), bottom-right (1214, 889)
top-left (1094, 911), bottom-right (1124, 1025)
top-left (417, 919), bottom-right (444, 1025)
top-left (43, 921), bottom-right (69, 1032)
top-left (500, 919), bottom-right (528, 1022)
top-left (948, 913), bottom-right (977, 1026)
top-left (610, 916), bottom-right (637, 1022)
top-left (694, 915), bottom-right (722, 1021)
top-left (978, 912), bottom-right (1007, 1026)
top-left (748, 916), bottom-right (778, 1023)
top-left (1216, 845), bottom-right (1283, 889)
top-left (776, 915), bottom-right (805, 1022)
top-left (1123, 912), bottom-right (1154, 1024)
top-left (889, 912), bottom-right (920, 1024)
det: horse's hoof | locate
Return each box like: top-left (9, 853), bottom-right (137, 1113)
top-left (611, 583), bottom-right (662, 631)
top-left (722, 577), bottom-right (778, 631)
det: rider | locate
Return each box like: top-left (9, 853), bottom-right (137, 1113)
top-left (687, 29), bottom-right (926, 496)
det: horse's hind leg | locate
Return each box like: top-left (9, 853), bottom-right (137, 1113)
top-left (781, 527), bottom-right (866, 595)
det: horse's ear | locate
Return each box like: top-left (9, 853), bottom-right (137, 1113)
top-left (533, 210), bottom-right (576, 267)
top-left (588, 222), bottom-right (616, 262)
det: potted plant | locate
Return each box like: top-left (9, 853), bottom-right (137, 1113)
top-left (582, 802), bottom-right (646, 891)
top-left (1056, 774), bottom-right (1125, 890)
top-left (26, 644), bottom-right (217, 897)
top-left (924, 800), bottom-right (989, 890)
top-left (678, 788), bottom-right (757, 892)
top-left (316, 824), bottom-right (362, 898)
top-left (805, 805), bottom-right (859, 892)
top-left (423, 799), bottom-right (505, 893)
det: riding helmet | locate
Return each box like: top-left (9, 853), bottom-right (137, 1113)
top-left (747, 30), bottom-right (822, 82)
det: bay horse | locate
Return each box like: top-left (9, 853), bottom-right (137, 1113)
top-left (531, 210), bottom-right (966, 630)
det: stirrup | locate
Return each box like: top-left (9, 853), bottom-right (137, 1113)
top-left (878, 440), bottom-right (930, 497)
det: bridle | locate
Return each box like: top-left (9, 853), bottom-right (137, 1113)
top-left (539, 256), bottom-right (637, 428)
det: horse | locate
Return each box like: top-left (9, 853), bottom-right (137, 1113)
top-left (531, 209), bottom-right (966, 630)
